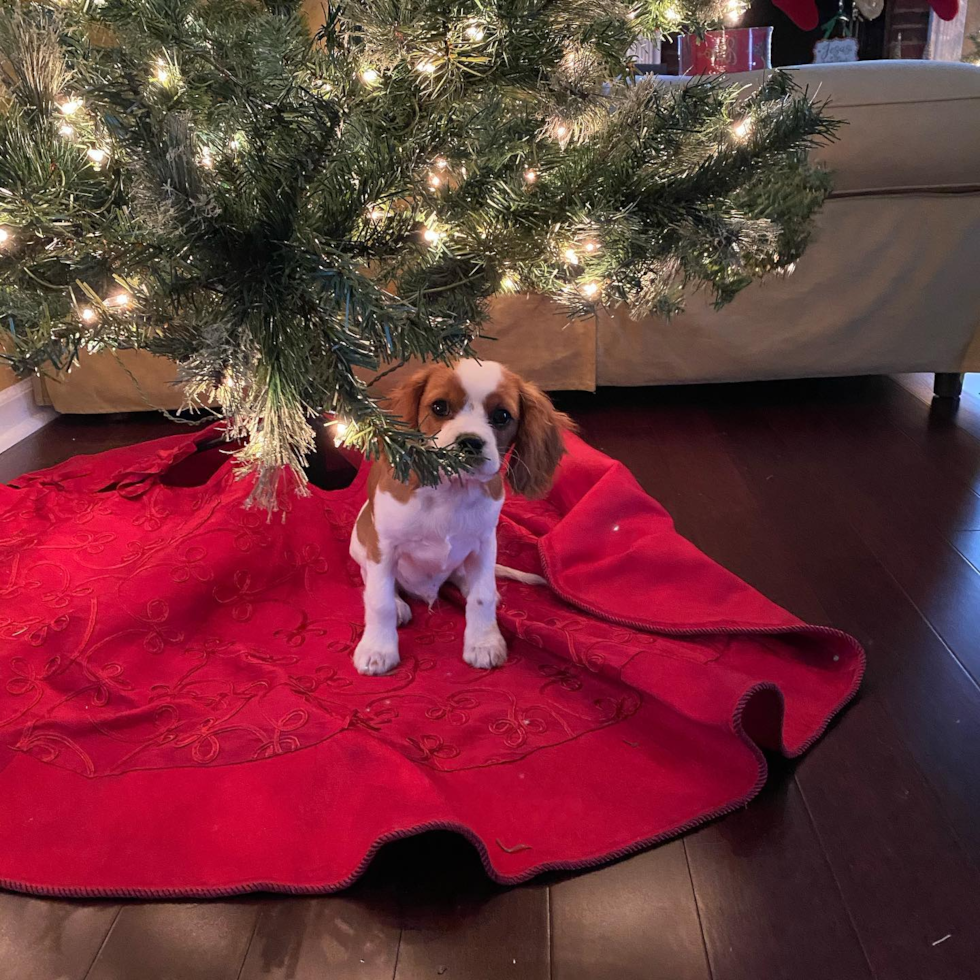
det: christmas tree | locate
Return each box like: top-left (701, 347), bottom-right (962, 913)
top-left (0, 0), bottom-right (835, 506)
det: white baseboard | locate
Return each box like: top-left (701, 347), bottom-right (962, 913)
top-left (0, 379), bottom-right (57, 455)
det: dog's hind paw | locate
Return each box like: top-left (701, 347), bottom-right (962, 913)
top-left (396, 596), bottom-right (412, 627)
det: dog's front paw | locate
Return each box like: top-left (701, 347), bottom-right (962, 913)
top-left (464, 628), bottom-right (508, 670)
top-left (353, 637), bottom-right (400, 676)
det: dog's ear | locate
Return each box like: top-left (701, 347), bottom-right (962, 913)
top-left (508, 380), bottom-right (575, 499)
top-left (386, 367), bottom-right (433, 429)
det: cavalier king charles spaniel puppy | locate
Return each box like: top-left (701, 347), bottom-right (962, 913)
top-left (349, 359), bottom-right (572, 675)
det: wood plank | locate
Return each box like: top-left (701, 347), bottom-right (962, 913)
top-left (685, 776), bottom-right (871, 980)
top-left (85, 902), bottom-right (259, 980)
top-left (951, 529), bottom-right (980, 574)
top-left (388, 832), bottom-right (549, 980)
top-left (786, 389), bottom-right (980, 685)
top-left (0, 893), bottom-right (119, 980)
top-left (683, 385), bottom-right (980, 979)
top-left (719, 395), bottom-right (980, 869)
top-left (238, 856), bottom-right (400, 980)
top-left (563, 389), bottom-right (873, 980)
top-left (550, 842), bottom-right (710, 980)
top-left (0, 414), bottom-right (192, 484)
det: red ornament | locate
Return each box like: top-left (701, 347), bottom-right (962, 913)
top-left (774, 0), bottom-right (959, 32)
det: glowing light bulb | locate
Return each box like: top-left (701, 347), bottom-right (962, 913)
top-left (428, 173), bottom-right (442, 189)
top-left (199, 147), bottom-right (214, 168)
top-left (153, 59), bottom-right (170, 84)
top-left (0, 229), bottom-right (9, 245)
top-left (80, 307), bottom-right (97, 323)
top-left (724, 0), bottom-right (744, 25)
top-left (580, 281), bottom-right (600, 299)
top-left (107, 292), bottom-right (131, 308)
top-left (417, 60), bottom-right (437, 74)
top-left (332, 420), bottom-right (349, 446)
top-left (731, 117), bottom-right (753, 141)
top-left (58, 122), bottom-right (74, 137)
top-left (563, 248), bottom-right (579, 265)
top-left (523, 169), bottom-right (537, 184)
top-left (361, 68), bottom-right (380, 85)
top-left (59, 98), bottom-right (82, 115)
top-left (556, 124), bottom-right (568, 138)
top-left (501, 276), bottom-right (517, 291)
top-left (434, 157), bottom-right (449, 170)
top-left (86, 147), bottom-right (107, 165)
top-left (423, 227), bottom-right (442, 243)
top-left (368, 206), bottom-right (386, 221)
top-left (664, 5), bottom-right (682, 23)
top-left (584, 240), bottom-right (598, 253)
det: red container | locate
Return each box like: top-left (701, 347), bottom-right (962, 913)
top-left (678, 27), bottom-right (773, 76)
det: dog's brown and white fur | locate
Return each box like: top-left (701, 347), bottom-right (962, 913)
top-left (349, 359), bottom-right (571, 675)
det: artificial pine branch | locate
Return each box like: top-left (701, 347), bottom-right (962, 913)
top-left (0, 0), bottom-right (838, 509)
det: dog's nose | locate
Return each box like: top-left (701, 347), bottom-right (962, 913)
top-left (457, 435), bottom-right (486, 456)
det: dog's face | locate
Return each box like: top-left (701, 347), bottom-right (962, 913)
top-left (388, 359), bottom-right (572, 498)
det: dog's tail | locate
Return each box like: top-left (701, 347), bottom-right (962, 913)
top-left (494, 564), bottom-right (547, 587)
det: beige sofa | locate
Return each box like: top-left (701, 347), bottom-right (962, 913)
top-left (32, 60), bottom-right (980, 412)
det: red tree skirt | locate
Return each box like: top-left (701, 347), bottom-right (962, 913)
top-left (0, 426), bottom-right (863, 898)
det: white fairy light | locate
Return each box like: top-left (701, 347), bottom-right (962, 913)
top-left (86, 147), bottom-right (107, 165)
top-left (417, 60), bottom-right (437, 74)
top-left (434, 156), bottom-right (449, 170)
top-left (563, 248), bottom-right (579, 265)
top-left (107, 292), bottom-right (131, 308)
top-left (332, 420), bottom-right (349, 447)
top-left (423, 227), bottom-right (442, 244)
top-left (500, 276), bottom-right (518, 292)
top-left (199, 147), bottom-right (214, 168)
top-left (523, 169), bottom-right (537, 184)
top-left (58, 122), bottom-right (74, 137)
top-left (464, 21), bottom-right (485, 41)
top-left (361, 68), bottom-right (380, 85)
top-left (584, 240), bottom-right (599, 253)
top-left (731, 117), bottom-right (753, 141)
top-left (579, 281), bottom-right (600, 299)
top-left (664, 6), bottom-right (682, 23)
top-left (724, 0), bottom-right (745, 25)
top-left (368, 206), bottom-right (386, 221)
top-left (153, 58), bottom-right (170, 85)
top-left (59, 98), bottom-right (83, 116)
top-left (80, 307), bottom-right (97, 323)
top-left (556, 124), bottom-right (568, 138)
top-left (428, 173), bottom-right (442, 189)
top-left (0, 229), bottom-right (9, 245)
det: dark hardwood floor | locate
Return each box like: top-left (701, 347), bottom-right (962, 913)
top-left (2, 373), bottom-right (979, 980)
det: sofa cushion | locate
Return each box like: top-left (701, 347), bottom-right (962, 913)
top-left (734, 61), bottom-right (980, 195)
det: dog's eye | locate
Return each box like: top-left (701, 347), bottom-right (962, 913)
top-left (490, 407), bottom-right (512, 428)
top-left (431, 399), bottom-right (450, 417)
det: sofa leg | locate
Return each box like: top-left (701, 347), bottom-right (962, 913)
top-left (934, 373), bottom-right (964, 400)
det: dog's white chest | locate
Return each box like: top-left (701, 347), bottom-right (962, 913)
top-left (376, 482), bottom-right (502, 601)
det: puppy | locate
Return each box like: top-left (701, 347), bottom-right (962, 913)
top-left (349, 359), bottom-right (572, 675)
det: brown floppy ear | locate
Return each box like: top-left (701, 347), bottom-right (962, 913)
top-left (508, 380), bottom-right (575, 499)
top-left (386, 367), bottom-right (433, 429)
